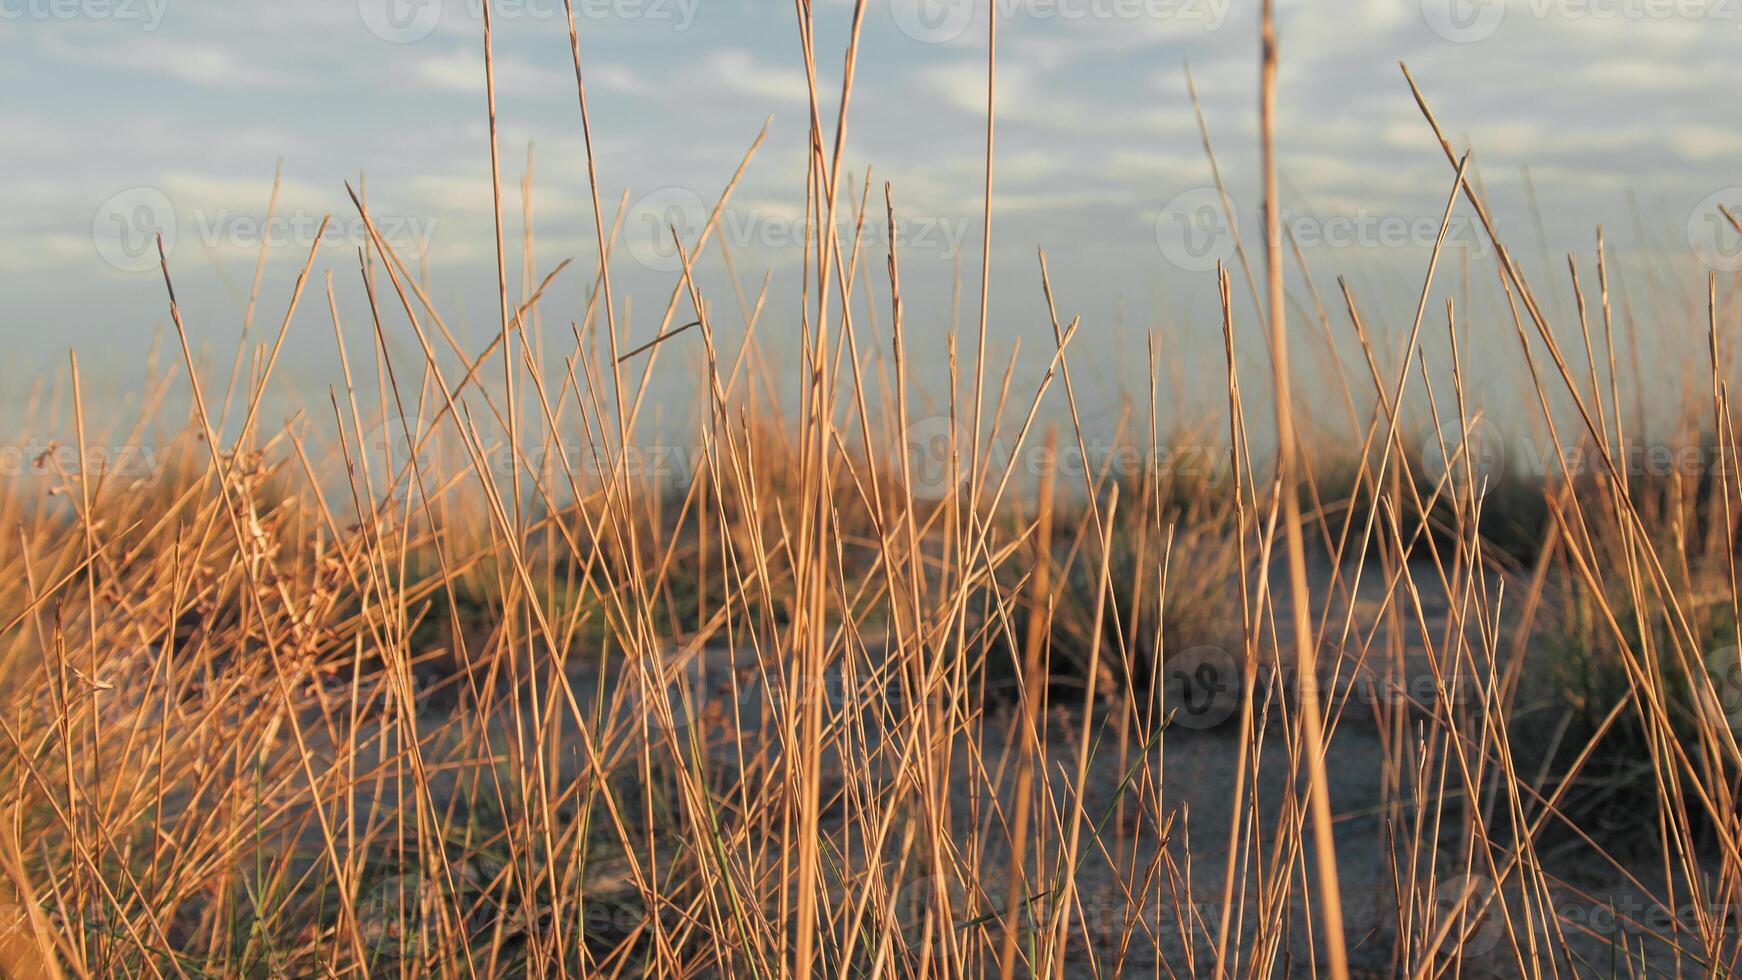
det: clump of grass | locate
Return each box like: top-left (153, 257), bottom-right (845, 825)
top-left (4, 6), bottom-right (1742, 978)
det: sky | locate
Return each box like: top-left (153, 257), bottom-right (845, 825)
top-left (2, 0), bottom-right (1740, 447)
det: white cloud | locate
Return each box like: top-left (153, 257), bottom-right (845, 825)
top-left (694, 49), bottom-right (812, 104)
top-left (42, 35), bottom-right (291, 88)
top-left (404, 46), bottom-right (572, 95)
top-left (1670, 125), bottom-right (1742, 162)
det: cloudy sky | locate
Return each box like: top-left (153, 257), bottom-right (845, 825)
top-left (2, 0), bottom-right (1738, 433)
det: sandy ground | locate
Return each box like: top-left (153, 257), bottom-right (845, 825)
top-left (301, 553), bottom-right (1716, 975)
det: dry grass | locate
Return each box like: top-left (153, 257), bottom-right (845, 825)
top-left (3, 4), bottom-right (1742, 978)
